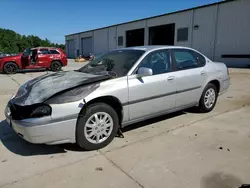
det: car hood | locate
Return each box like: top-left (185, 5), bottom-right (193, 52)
top-left (11, 71), bottom-right (112, 106)
top-left (2, 54), bottom-right (22, 60)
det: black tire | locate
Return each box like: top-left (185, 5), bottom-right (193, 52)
top-left (76, 103), bottom-right (119, 151)
top-left (3, 62), bottom-right (18, 74)
top-left (50, 61), bottom-right (62, 72)
top-left (198, 83), bottom-right (218, 113)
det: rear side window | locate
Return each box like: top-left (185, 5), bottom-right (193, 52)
top-left (172, 49), bottom-right (206, 70)
top-left (49, 50), bottom-right (60, 54)
top-left (172, 49), bottom-right (198, 70)
top-left (39, 49), bottom-right (49, 55)
top-left (193, 51), bottom-right (206, 66)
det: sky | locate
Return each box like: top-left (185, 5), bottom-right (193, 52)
top-left (0, 0), bottom-right (221, 44)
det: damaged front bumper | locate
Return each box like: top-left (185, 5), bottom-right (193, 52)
top-left (4, 104), bottom-right (77, 145)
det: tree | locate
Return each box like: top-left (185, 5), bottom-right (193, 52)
top-left (0, 28), bottom-right (65, 53)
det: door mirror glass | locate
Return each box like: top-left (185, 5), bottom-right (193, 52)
top-left (137, 67), bottom-right (153, 77)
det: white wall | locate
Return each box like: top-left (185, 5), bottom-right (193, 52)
top-left (108, 26), bottom-right (117, 51)
top-left (93, 29), bottom-right (109, 54)
top-left (79, 32), bottom-right (93, 56)
top-left (147, 10), bottom-right (193, 47)
top-left (65, 34), bottom-right (79, 57)
top-left (192, 5), bottom-right (217, 60)
top-left (214, 0), bottom-right (250, 67)
top-left (66, 0), bottom-right (250, 67)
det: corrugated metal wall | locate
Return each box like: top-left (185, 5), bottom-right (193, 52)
top-left (81, 37), bottom-right (93, 56)
top-left (65, 0), bottom-right (250, 67)
top-left (66, 39), bottom-right (74, 58)
top-left (215, 0), bottom-right (250, 67)
top-left (192, 5), bottom-right (218, 60)
top-left (93, 28), bottom-right (109, 55)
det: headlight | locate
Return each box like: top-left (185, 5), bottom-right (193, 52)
top-left (30, 105), bottom-right (52, 118)
top-left (8, 103), bottom-right (52, 120)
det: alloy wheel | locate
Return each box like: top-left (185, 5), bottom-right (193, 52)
top-left (204, 88), bottom-right (216, 109)
top-left (84, 112), bottom-right (114, 144)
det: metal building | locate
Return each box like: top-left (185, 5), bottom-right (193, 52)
top-left (65, 0), bottom-right (250, 67)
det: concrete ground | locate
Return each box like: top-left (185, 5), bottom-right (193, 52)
top-left (0, 61), bottom-right (250, 188)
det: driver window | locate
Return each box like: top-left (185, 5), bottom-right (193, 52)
top-left (139, 50), bottom-right (171, 75)
top-left (30, 49), bottom-right (38, 63)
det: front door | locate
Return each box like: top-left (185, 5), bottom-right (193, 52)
top-left (128, 49), bottom-right (177, 120)
top-left (20, 51), bottom-right (31, 68)
top-left (171, 48), bottom-right (208, 107)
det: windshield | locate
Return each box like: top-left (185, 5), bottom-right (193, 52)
top-left (77, 50), bottom-right (145, 77)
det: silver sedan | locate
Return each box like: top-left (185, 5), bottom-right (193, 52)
top-left (5, 46), bottom-right (230, 150)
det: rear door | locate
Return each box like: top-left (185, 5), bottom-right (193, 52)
top-left (49, 49), bottom-right (61, 59)
top-left (170, 48), bottom-right (207, 107)
top-left (37, 48), bottom-right (50, 67)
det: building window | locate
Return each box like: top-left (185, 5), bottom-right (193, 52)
top-left (177, 28), bottom-right (188, 42)
top-left (118, 36), bottom-right (123, 46)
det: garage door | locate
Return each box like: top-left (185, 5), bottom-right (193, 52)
top-left (81, 37), bottom-right (93, 56)
top-left (67, 39), bottom-right (75, 58)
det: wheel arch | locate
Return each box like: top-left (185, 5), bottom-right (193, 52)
top-left (199, 79), bottom-right (220, 103)
top-left (4, 61), bottom-right (20, 69)
top-left (51, 60), bottom-right (63, 66)
top-left (208, 79), bottom-right (220, 93)
top-left (79, 95), bottom-right (124, 126)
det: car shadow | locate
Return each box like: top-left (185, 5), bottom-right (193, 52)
top-left (16, 69), bottom-right (64, 74)
top-left (0, 120), bottom-right (68, 156)
top-left (183, 107), bottom-right (203, 114)
top-left (122, 111), bottom-right (186, 133)
top-left (17, 69), bottom-right (48, 74)
top-left (1, 111), bottom-right (187, 156)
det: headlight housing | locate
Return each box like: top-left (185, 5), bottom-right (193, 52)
top-left (30, 105), bottom-right (52, 118)
top-left (9, 103), bottom-right (52, 120)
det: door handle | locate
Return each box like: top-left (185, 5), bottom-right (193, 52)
top-left (167, 76), bottom-right (175, 81)
top-left (201, 71), bottom-right (206, 75)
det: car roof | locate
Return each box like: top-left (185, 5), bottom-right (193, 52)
top-left (31, 47), bottom-right (59, 50)
top-left (116, 45), bottom-right (194, 52)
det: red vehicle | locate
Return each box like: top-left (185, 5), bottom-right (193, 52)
top-left (0, 47), bottom-right (67, 74)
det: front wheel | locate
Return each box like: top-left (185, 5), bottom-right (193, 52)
top-left (50, 61), bottom-right (62, 72)
top-left (3, 62), bottom-right (18, 74)
top-left (76, 103), bottom-right (119, 151)
top-left (198, 83), bottom-right (218, 113)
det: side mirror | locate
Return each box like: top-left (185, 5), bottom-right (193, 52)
top-left (137, 67), bottom-right (153, 77)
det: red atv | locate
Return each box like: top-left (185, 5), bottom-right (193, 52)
top-left (0, 47), bottom-right (67, 74)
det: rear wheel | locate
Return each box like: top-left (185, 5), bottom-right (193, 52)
top-left (50, 61), bottom-right (62, 71)
top-left (76, 103), bottom-right (119, 151)
top-left (3, 62), bottom-right (18, 74)
top-left (198, 83), bottom-right (218, 112)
